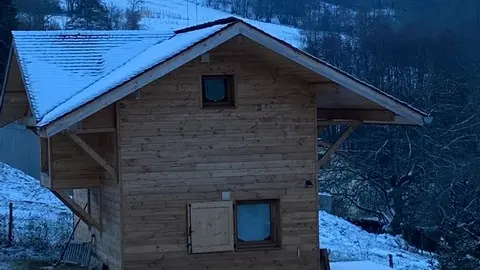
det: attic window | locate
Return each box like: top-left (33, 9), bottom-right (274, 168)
top-left (201, 75), bottom-right (235, 108)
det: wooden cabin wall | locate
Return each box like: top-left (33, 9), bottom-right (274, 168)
top-left (50, 133), bottom-right (101, 189)
top-left (45, 105), bottom-right (120, 268)
top-left (48, 105), bottom-right (116, 189)
top-left (90, 132), bottom-right (121, 268)
top-left (72, 132), bottom-right (121, 269)
top-left (81, 105), bottom-right (115, 129)
top-left (118, 37), bottom-right (318, 270)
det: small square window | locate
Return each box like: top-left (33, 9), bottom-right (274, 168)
top-left (235, 200), bottom-right (280, 250)
top-left (202, 75), bottom-right (234, 107)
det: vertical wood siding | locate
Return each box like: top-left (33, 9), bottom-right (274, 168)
top-left (119, 37), bottom-right (318, 270)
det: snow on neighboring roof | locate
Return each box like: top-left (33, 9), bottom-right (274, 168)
top-left (13, 30), bottom-right (174, 121)
top-left (38, 23), bottom-right (229, 126)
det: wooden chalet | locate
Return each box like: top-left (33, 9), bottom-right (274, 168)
top-left (0, 17), bottom-right (430, 269)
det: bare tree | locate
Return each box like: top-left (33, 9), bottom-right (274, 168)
top-left (105, 2), bottom-right (124, 30)
top-left (125, 0), bottom-right (143, 30)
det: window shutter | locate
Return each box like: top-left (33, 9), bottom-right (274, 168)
top-left (188, 201), bottom-right (234, 253)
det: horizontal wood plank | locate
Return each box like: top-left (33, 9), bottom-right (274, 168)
top-left (119, 37), bottom-right (319, 269)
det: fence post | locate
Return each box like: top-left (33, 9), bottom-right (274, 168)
top-left (7, 202), bottom-right (13, 247)
top-left (388, 254), bottom-right (394, 268)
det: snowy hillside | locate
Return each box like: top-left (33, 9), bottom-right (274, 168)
top-left (108, 0), bottom-right (303, 47)
top-left (0, 162), bottom-right (70, 244)
top-left (320, 211), bottom-right (437, 270)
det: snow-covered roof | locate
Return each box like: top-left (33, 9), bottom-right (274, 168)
top-left (33, 25), bottom-right (228, 126)
top-left (13, 30), bottom-right (174, 122)
top-left (7, 17), bottom-right (429, 130)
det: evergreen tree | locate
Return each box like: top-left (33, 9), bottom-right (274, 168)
top-left (0, 0), bottom-right (17, 87)
top-left (15, 0), bottom-right (61, 30)
top-left (66, 0), bottom-right (111, 30)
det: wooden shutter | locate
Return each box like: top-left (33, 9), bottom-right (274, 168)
top-left (188, 201), bottom-right (234, 253)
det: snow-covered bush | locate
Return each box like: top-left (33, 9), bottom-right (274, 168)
top-left (15, 213), bottom-right (71, 254)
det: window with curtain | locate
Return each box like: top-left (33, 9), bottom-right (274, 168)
top-left (235, 200), bottom-right (280, 249)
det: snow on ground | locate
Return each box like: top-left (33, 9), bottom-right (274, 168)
top-left (320, 211), bottom-right (437, 270)
top-left (0, 162), bottom-right (70, 244)
top-left (109, 0), bottom-right (304, 47)
top-left (331, 261), bottom-right (393, 270)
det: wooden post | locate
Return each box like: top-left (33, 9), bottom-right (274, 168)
top-left (7, 202), bottom-right (13, 247)
top-left (319, 248), bottom-right (331, 270)
top-left (388, 254), bottom-right (394, 268)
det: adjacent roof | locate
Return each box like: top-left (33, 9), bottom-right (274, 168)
top-left (4, 17), bottom-right (430, 133)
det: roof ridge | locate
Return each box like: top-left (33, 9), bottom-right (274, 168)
top-left (174, 16), bottom-right (241, 34)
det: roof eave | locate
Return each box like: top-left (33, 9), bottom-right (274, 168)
top-left (235, 21), bottom-right (428, 126)
top-left (35, 19), bottom-right (430, 136)
top-left (365, 115), bottom-right (432, 126)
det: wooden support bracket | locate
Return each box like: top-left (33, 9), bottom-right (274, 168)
top-left (65, 132), bottom-right (118, 181)
top-left (51, 190), bottom-right (102, 231)
top-left (68, 128), bottom-right (116, 134)
top-left (318, 122), bottom-right (361, 168)
top-left (317, 109), bottom-right (395, 122)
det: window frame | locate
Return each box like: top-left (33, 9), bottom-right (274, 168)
top-left (234, 199), bottom-right (281, 250)
top-left (201, 75), bottom-right (235, 108)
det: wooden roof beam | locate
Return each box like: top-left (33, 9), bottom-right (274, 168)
top-left (67, 127), bottom-right (116, 134)
top-left (317, 109), bottom-right (395, 122)
top-left (51, 189), bottom-right (102, 231)
top-left (318, 122), bottom-right (361, 169)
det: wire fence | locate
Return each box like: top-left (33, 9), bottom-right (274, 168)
top-left (0, 202), bottom-right (72, 254)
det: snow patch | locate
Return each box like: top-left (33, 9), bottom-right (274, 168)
top-left (320, 211), bottom-right (437, 270)
top-left (0, 162), bottom-right (70, 244)
top-left (331, 261), bottom-right (393, 270)
top-left (111, 0), bottom-right (303, 47)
